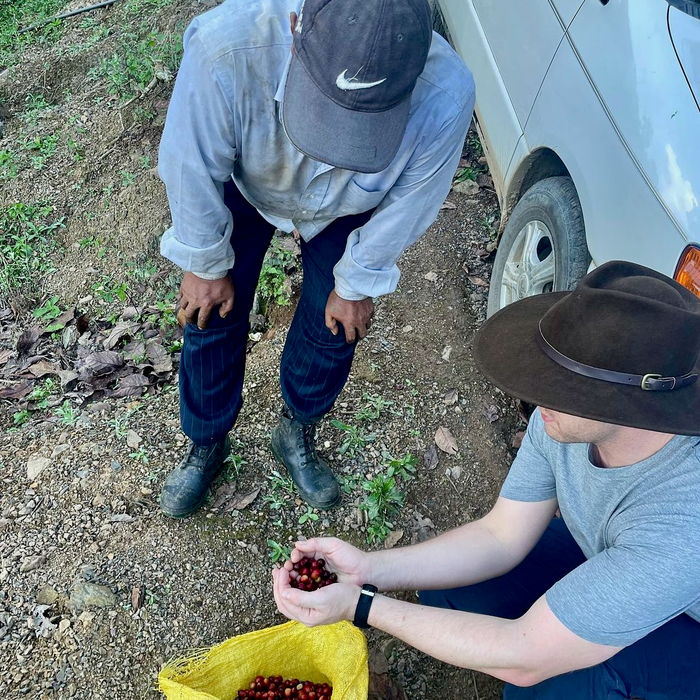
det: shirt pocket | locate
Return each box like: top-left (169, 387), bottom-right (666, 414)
top-left (339, 180), bottom-right (389, 215)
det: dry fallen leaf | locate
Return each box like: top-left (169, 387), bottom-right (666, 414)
top-left (383, 529), bottom-right (404, 549)
top-left (435, 426), bottom-right (458, 455)
top-left (28, 360), bottom-right (60, 378)
top-left (483, 404), bottom-right (499, 423)
top-left (80, 351), bottom-right (124, 377)
top-left (467, 276), bottom-right (489, 287)
top-left (440, 199), bottom-right (457, 210)
top-left (423, 444), bottom-right (439, 470)
top-left (131, 585), bottom-right (145, 612)
top-left (103, 322), bottom-right (138, 351)
top-left (211, 482), bottom-right (237, 510)
top-left (109, 373), bottom-right (150, 399)
top-left (0, 349), bottom-right (12, 366)
top-left (0, 380), bottom-right (33, 400)
top-left (443, 388), bottom-right (459, 405)
top-left (16, 327), bottom-right (40, 356)
top-left (224, 487), bottom-right (261, 513)
top-left (369, 671), bottom-right (407, 700)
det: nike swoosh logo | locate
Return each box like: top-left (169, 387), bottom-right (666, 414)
top-left (335, 70), bottom-right (387, 91)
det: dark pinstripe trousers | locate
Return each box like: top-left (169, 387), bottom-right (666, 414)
top-left (179, 179), bottom-right (373, 446)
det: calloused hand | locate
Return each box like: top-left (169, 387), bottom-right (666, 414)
top-left (324, 290), bottom-right (374, 343)
top-left (177, 272), bottom-right (234, 330)
top-left (272, 566), bottom-right (360, 627)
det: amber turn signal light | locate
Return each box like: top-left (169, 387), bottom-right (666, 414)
top-left (675, 246), bottom-right (700, 300)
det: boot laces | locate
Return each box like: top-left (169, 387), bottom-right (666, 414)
top-left (184, 443), bottom-right (216, 471)
top-left (300, 423), bottom-right (318, 465)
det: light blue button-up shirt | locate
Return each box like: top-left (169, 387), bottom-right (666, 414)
top-left (158, 0), bottom-right (474, 300)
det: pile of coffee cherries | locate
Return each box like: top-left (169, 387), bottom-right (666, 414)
top-left (237, 675), bottom-right (332, 699)
top-left (290, 557), bottom-right (338, 591)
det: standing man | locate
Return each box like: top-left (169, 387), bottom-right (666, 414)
top-left (273, 261), bottom-right (700, 699)
top-left (157, 0), bottom-right (474, 517)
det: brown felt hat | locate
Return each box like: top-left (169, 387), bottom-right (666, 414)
top-left (474, 261), bottom-right (700, 435)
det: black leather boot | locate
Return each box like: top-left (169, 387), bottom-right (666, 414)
top-left (270, 410), bottom-right (341, 510)
top-left (159, 436), bottom-right (231, 518)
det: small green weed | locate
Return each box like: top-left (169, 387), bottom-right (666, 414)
top-left (120, 170), bottom-right (137, 187)
top-left (88, 30), bottom-right (182, 102)
top-left (355, 393), bottom-right (396, 421)
top-left (13, 410), bottom-right (31, 427)
top-left (222, 443), bottom-right (247, 482)
top-left (0, 150), bottom-right (18, 180)
top-left (23, 133), bottom-right (58, 170)
top-left (110, 405), bottom-right (143, 438)
top-left (92, 276), bottom-right (129, 304)
top-left (383, 452), bottom-right (418, 481)
top-left (130, 448), bottom-right (149, 464)
top-left (257, 240), bottom-right (294, 313)
top-left (453, 166), bottom-right (478, 185)
top-left (361, 473), bottom-right (405, 545)
top-left (268, 539), bottom-right (292, 563)
top-left (28, 378), bottom-right (58, 409)
top-left (55, 400), bottom-right (79, 426)
top-left (298, 506), bottom-right (319, 525)
top-left (0, 0), bottom-right (66, 68)
top-left (22, 93), bottom-right (50, 125)
top-left (0, 201), bottom-right (64, 303)
top-left (330, 419), bottom-right (376, 457)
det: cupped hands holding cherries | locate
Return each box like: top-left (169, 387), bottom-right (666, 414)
top-left (272, 537), bottom-right (375, 627)
top-left (289, 557), bottom-right (338, 591)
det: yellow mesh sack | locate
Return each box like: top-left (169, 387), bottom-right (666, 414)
top-left (158, 620), bottom-right (368, 700)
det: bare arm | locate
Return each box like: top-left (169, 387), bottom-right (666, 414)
top-left (364, 593), bottom-right (621, 686)
top-left (368, 496), bottom-right (559, 591)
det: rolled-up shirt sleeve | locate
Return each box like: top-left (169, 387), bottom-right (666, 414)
top-left (158, 24), bottom-right (237, 277)
top-left (332, 95), bottom-right (473, 301)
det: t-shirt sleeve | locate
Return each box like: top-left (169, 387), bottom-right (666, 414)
top-left (546, 521), bottom-right (700, 646)
top-left (500, 411), bottom-right (557, 503)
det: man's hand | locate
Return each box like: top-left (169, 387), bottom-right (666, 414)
top-left (177, 272), bottom-right (235, 330)
top-left (272, 566), bottom-right (361, 627)
top-left (325, 290), bottom-right (374, 343)
top-left (284, 537), bottom-right (372, 587)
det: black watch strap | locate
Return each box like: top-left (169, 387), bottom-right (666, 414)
top-left (353, 584), bottom-right (378, 629)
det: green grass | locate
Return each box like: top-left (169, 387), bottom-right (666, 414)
top-left (0, 0), bottom-right (66, 69)
top-left (0, 201), bottom-right (64, 304)
top-left (88, 30), bottom-right (182, 102)
top-left (22, 133), bottom-right (59, 170)
top-left (0, 149), bottom-right (18, 180)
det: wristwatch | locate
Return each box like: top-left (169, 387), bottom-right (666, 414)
top-left (353, 584), bottom-right (378, 629)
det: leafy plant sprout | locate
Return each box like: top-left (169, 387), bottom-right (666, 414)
top-left (268, 539), bottom-right (292, 563)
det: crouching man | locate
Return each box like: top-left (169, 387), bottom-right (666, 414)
top-left (272, 261), bottom-right (700, 699)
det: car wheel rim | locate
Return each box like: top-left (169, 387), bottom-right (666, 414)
top-left (500, 219), bottom-right (556, 308)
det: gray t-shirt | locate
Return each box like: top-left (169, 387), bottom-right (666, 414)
top-left (501, 410), bottom-right (700, 647)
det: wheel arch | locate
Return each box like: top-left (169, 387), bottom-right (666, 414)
top-left (505, 148), bottom-right (572, 217)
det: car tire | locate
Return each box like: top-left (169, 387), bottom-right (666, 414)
top-left (486, 176), bottom-right (589, 317)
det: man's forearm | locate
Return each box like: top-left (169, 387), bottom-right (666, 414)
top-left (366, 595), bottom-right (536, 686)
top-left (366, 518), bottom-right (520, 592)
top-left (366, 497), bottom-right (558, 592)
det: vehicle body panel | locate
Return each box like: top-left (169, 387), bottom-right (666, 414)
top-left (435, 0), bottom-right (698, 278)
top-left (568, 0), bottom-right (699, 238)
top-left (524, 36), bottom-right (687, 274)
top-left (471, 0), bottom-right (564, 125)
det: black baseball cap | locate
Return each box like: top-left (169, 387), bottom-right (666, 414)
top-left (282, 0), bottom-right (432, 173)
